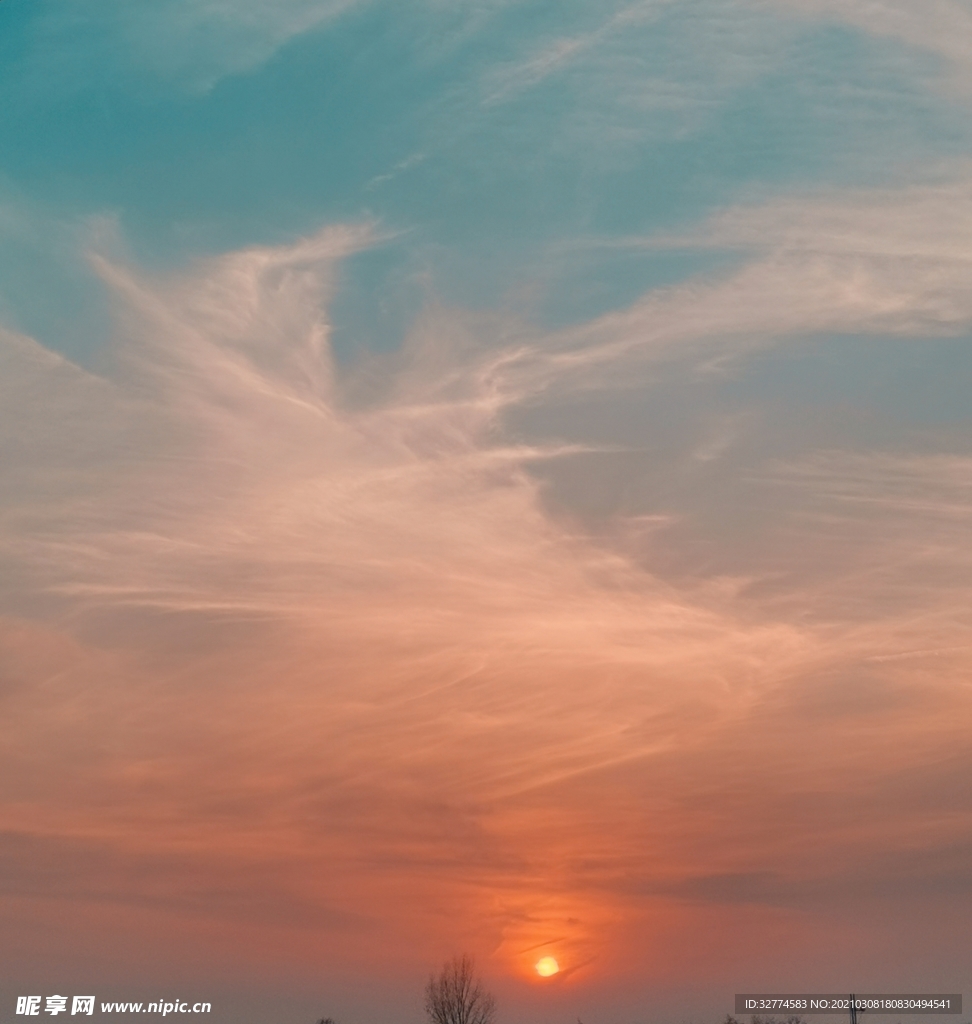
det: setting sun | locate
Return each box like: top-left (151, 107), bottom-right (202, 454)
top-left (535, 956), bottom-right (559, 977)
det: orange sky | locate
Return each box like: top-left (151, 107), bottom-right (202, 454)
top-left (2, 210), bottom-right (971, 1022)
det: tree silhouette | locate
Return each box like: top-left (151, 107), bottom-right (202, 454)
top-left (424, 954), bottom-right (496, 1024)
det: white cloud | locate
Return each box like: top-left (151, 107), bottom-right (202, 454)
top-left (523, 169), bottom-right (972, 400)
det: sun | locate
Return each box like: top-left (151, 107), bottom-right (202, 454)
top-left (535, 956), bottom-right (559, 977)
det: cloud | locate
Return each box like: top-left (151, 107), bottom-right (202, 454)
top-left (21, 0), bottom-right (571, 95)
top-left (480, 3), bottom-right (675, 105)
top-left (121, 0), bottom-right (363, 87)
top-left (2, 196), bottom-right (972, 994)
top-left (4, 0), bottom-right (972, 1003)
top-left (476, 0), bottom-right (792, 140)
top-left (21, 0), bottom-right (367, 95)
top-left (756, 0), bottom-right (972, 94)
top-left (529, 169), bottom-right (972, 399)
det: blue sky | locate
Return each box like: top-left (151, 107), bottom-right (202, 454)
top-left (3, 2), bottom-right (972, 1022)
top-left (2, 0), bottom-right (967, 358)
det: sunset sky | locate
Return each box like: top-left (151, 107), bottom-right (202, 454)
top-left (2, 2), bottom-right (972, 1023)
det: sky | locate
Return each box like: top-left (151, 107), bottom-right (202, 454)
top-left (2, 2), bottom-right (972, 1023)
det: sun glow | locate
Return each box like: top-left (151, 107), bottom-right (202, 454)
top-left (535, 956), bottom-right (559, 977)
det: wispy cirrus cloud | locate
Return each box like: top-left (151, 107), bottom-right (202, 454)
top-left (757, 0), bottom-right (972, 93)
top-left (532, 168), bottom-right (972, 397)
top-left (0, 221), bottom-right (811, 985)
top-left (2, 181), bottom-right (972, 998)
top-left (480, 2), bottom-right (677, 105)
top-left (19, 0), bottom-right (367, 94)
top-left (476, 0), bottom-right (791, 133)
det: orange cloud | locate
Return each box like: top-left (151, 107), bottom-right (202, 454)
top-left (1, 213), bottom-right (971, 1009)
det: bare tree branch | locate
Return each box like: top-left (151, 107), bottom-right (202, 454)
top-left (424, 955), bottom-right (496, 1024)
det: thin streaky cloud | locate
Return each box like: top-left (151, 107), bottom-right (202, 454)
top-left (757, 0), bottom-right (972, 93)
top-left (506, 170), bottom-right (972, 401)
top-left (481, 2), bottom-right (674, 105)
top-left (24, 0), bottom-right (369, 94)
